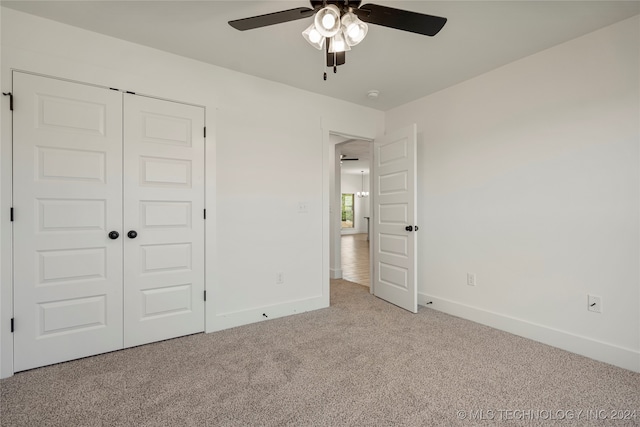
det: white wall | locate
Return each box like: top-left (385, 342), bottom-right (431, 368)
top-left (340, 172), bottom-right (371, 235)
top-left (386, 16), bottom-right (640, 372)
top-left (0, 8), bottom-right (383, 377)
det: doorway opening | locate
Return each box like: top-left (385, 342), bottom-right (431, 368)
top-left (325, 124), bottom-right (418, 313)
top-left (335, 138), bottom-right (372, 288)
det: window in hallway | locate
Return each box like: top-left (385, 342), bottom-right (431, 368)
top-left (341, 193), bottom-right (354, 228)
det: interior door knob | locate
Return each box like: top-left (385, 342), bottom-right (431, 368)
top-left (405, 225), bottom-right (413, 232)
top-left (108, 231), bottom-right (119, 240)
top-left (127, 230), bottom-right (138, 239)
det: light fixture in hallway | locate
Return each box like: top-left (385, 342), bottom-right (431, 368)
top-left (357, 170), bottom-right (369, 198)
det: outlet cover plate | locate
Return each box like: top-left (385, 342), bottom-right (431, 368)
top-left (467, 273), bottom-right (476, 286)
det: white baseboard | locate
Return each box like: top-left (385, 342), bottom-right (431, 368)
top-left (330, 268), bottom-right (342, 279)
top-left (418, 292), bottom-right (639, 373)
top-left (207, 295), bottom-right (328, 332)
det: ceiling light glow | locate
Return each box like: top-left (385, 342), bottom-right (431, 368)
top-left (348, 25), bottom-right (362, 39)
top-left (332, 38), bottom-right (345, 52)
top-left (309, 29), bottom-right (322, 43)
top-left (322, 14), bottom-right (336, 30)
top-left (329, 32), bottom-right (350, 53)
top-left (302, 23), bottom-right (325, 50)
top-left (314, 5), bottom-right (341, 37)
top-left (341, 12), bottom-right (368, 46)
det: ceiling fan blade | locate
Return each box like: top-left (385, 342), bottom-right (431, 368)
top-left (229, 7), bottom-right (315, 31)
top-left (355, 4), bottom-right (447, 37)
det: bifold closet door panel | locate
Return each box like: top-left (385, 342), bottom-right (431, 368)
top-left (122, 94), bottom-right (205, 348)
top-left (12, 72), bottom-right (124, 372)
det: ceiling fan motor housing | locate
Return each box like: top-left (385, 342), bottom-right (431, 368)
top-left (310, 1), bottom-right (362, 12)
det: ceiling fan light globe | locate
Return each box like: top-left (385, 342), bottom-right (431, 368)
top-left (302, 23), bottom-right (325, 50)
top-left (314, 4), bottom-right (341, 37)
top-left (341, 12), bottom-right (368, 46)
top-left (328, 32), bottom-right (351, 53)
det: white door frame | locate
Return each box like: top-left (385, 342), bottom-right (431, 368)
top-left (1, 70), bottom-right (15, 379)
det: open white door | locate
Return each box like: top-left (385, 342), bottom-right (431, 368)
top-left (372, 124), bottom-right (418, 313)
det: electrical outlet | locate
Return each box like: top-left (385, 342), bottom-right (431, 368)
top-left (587, 294), bottom-right (602, 313)
top-left (467, 273), bottom-right (476, 286)
top-left (276, 272), bottom-right (285, 285)
top-left (298, 202), bottom-right (308, 214)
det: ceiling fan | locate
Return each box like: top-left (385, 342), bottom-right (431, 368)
top-left (229, 1), bottom-right (447, 80)
top-left (340, 155), bottom-right (359, 161)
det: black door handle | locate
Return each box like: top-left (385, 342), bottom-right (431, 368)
top-left (108, 231), bottom-right (119, 240)
top-left (127, 230), bottom-right (138, 239)
top-left (405, 225), bottom-right (413, 232)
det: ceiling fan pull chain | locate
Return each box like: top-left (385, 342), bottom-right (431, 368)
top-left (321, 42), bottom-right (328, 81)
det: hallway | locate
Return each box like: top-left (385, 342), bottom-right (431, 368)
top-left (340, 233), bottom-right (370, 287)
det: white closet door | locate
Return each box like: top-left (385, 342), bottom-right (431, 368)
top-left (13, 72), bottom-right (124, 371)
top-left (123, 94), bottom-right (205, 347)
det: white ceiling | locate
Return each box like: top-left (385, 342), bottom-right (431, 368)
top-left (338, 139), bottom-right (371, 174)
top-left (3, 1), bottom-right (639, 111)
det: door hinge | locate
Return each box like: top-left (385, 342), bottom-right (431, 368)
top-left (204, 290), bottom-right (207, 302)
top-left (10, 207), bottom-right (14, 222)
top-left (203, 209), bottom-right (206, 219)
top-left (204, 127), bottom-right (206, 138)
top-left (2, 92), bottom-right (13, 111)
top-left (10, 318), bottom-right (14, 333)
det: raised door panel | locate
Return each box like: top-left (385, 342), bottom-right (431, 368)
top-left (13, 72), bottom-right (124, 371)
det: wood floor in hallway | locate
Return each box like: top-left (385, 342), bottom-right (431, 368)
top-left (341, 233), bottom-right (370, 287)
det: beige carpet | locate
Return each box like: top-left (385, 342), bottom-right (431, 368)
top-left (1, 279), bottom-right (638, 426)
